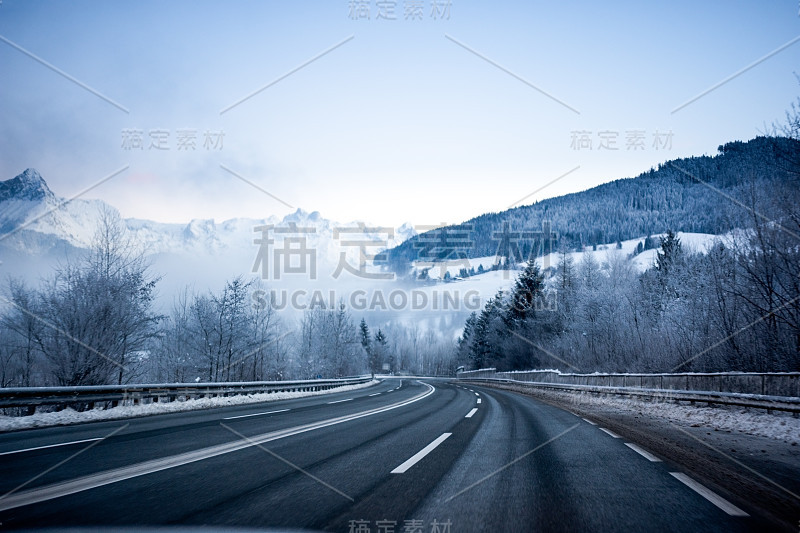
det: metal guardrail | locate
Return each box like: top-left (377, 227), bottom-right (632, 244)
top-left (457, 369), bottom-right (800, 397)
top-left (458, 377), bottom-right (800, 414)
top-left (0, 376), bottom-right (373, 414)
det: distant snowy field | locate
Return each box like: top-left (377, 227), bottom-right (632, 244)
top-left (416, 232), bottom-right (721, 281)
top-left (0, 379), bottom-right (379, 432)
top-left (408, 233), bottom-right (722, 322)
top-left (538, 231), bottom-right (721, 273)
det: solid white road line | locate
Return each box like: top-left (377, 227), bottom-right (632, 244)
top-left (624, 442), bottom-right (661, 462)
top-left (223, 409), bottom-right (290, 420)
top-left (0, 382), bottom-right (437, 512)
top-left (599, 427), bottom-right (621, 438)
top-left (0, 438), bottom-right (102, 456)
top-left (391, 433), bottom-right (452, 474)
top-left (327, 398), bottom-right (353, 404)
top-left (582, 418), bottom-right (597, 425)
top-left (670, 472), bottom-right (749, 516)
top-left (465, 408), bottom-right (478, 418)
top-left (477, 398), bottom-right (481, 404)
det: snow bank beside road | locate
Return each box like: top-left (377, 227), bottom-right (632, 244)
top-left (561, 391), bottom-right (800, 443)
top-left (484, 381), bottom-right (800, 444)
top-left (0, 379), bottom-right (380, 432)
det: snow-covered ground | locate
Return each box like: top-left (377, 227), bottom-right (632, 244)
top-left (561, 391), bottom-right (800, 444)
top-left (538, 231), bottom-right (720, 274)
top-left (403, 232), bottom-right (721, 322)
top-left (0, 379), bottom-right (380, 432)
top-left (415, 269), bottom-right (519, 303)
top-left (416, 232), bottom-right (721, 282)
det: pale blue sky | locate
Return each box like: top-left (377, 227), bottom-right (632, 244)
top-left (1, 1), bottom-right (798, 228)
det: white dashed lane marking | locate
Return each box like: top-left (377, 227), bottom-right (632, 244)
top-left (599, 427), bottom-right (621, 438)
top-left (670, 472), bottom-right (749, 516)
top-left (391, 433), bottom-right (452, 474)
top-left (0, 438), bottom-right (102, 456)
top-left (223, 409), bottom-right (290, 420)
top-left (624, 442), bottom-right (661, 462)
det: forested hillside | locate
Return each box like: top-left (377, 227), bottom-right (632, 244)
top-left (453, 132), bottom-right (800, 374)
top-left (388, 136), bottom-right (799, 272)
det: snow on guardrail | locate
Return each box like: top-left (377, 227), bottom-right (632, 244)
top-left (457, 369), bottom-right (800, 413)
top-left (0, 376), bottom-right (373, 415)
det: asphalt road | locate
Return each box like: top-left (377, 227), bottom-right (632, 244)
top-left (0, 379), bottom-right (769, 532)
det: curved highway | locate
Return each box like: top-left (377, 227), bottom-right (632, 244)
top-left (0, 379), bottom-right (767, 531)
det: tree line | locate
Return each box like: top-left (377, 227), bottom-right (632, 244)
top-left (457, 216), bottom-right (800, 373)
top-left (0, 209), bottom-right (457, 387)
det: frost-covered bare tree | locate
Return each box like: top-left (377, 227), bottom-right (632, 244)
top-left (166, 277), bottom-right (288, 382)
top-left (213, 277), bottom-right (251, 381)
top-left (245, 281), bottom-right (285, 380)
top-left (295, 301), bottom-right (366, 379)
top-left (150, 288), bottom-right (196, 383)
top-left (51, 209), bottom-right (160, 385)
top-left (1, 278), bottom-right (45, 386)
top-left (2, 208), bottom-right (161, 386)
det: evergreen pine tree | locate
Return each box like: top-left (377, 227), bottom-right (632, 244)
top-left (506, 258), bottom-right (545, 328)
top-left (656, 230), bottom-right (683, 276)
top-left (359, 318), bottom-right (375, 375)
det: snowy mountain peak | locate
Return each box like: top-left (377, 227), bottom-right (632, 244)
top-left (0, 168), bottom-right (54, 202)
top-left (0, 170), bottom-right (420, 273)
top-left (282, 208), bottom-right (323, 225)
top-left (184, 218), bottom-right (217, 239)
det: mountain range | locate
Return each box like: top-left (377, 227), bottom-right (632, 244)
top-left (0, 168), bottom-right (416, 256)
top-left (2, 135), bottom-right (795, 311)
top-left (0, 169), bottom-right (416, 303)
